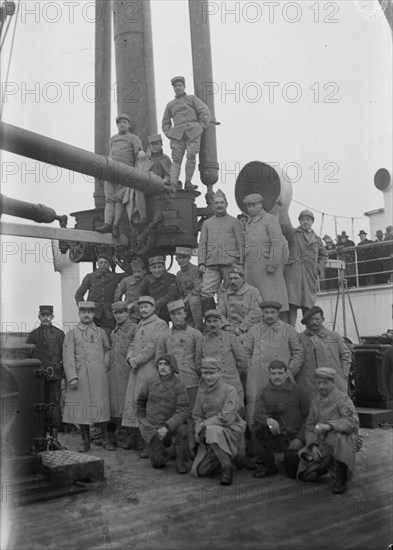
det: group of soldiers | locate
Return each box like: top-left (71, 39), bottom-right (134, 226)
top-left (29, 188), bottom-right (360, 493)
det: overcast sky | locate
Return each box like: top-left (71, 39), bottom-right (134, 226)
top-left (1, 0), bottom-right (392, 330)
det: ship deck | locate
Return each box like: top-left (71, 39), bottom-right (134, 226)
top-left (3, 426), bottom-right (392, 550)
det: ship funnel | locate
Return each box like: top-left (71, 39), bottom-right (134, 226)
top-left (374, 168), bottom-right (392, 225)
top-left (235, 161), bottom-right (293, 214)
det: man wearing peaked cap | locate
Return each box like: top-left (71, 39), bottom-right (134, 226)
top-left (357, 230), bottom-right (375, 286)
top-left (136, 353), bottom-right (190, 473)
top-left (298, 362), bottom-right (359, 494)
top-left (27, 305), bottom-right (65, 449)
top-left (144, 133), bottom-right (172, 188)
top-left (140, 256), bottom-right (180, 324)
top-left (167, 299), bottom-right (186, 312)
top-left (204, 309), bottom-right (221, 319)
top-left (198, 188), bottom-right (245, 314)
top-left (108, 301), bottom-right (137, 448)
top-left (175, 246), bottom-right (203, 331)
top-left (114, 258), bottom-right (147, 324)
top-left (244, 188), bottom-right (289, 320)
top-left (162, 75), bottom-right (211, 192)
top-left (298, 305), bottom-right (351, 398)
top-left (78, 301), bottom-right (96, 310)
top-left (217, 265), bottom-right (262, 342)
top-left (259, 301), bottom-right (282, 310)
top-left (96, 113), bottom-right (145, 237)
top-left (279, 201), bottom-right (327, 326)
top-left (75, 254), bottom-right (127, 337)
top-left (122, 292), bottom-right (167, 457)
top-left (190, 355), bottom-right (246, 486)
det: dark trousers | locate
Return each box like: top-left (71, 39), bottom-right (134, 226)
top-left (251, 425), bottom-right (299, 478)
top-left (148, 424), bottom-right (188, 469)
top-left (45, 379), bottom-right (62, 428)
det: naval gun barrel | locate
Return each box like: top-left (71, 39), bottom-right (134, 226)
top-left (0, 122), bottom-right (166, 194)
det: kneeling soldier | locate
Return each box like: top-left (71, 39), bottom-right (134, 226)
top-left (136, 354), bottom-right (190, 473)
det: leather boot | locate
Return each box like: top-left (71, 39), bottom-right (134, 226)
top-left (234, 455), bottom-right (256, 471)
top-left (220, 465), bottom-right (233, 486)
top-left (333, 461), bottom-right (348, 494)
top-left (112, 225), bottom-right (120, 238)
top-left (101, 423), bottom-right (116, 451)
top-left (253, 465), bottom-right (278, 478)
top-left (96, 223), bottom-right (113, 233)
top-left (49, 427), bottom-right (66, 450)
top-left (79, 425), bottom-right (90, 452)
top-left (175, 438), bottom-right (189, 474)
top-left (137, 430), bottom-right (148, 458)
top-left (120, 427), bottom-right (137, 450)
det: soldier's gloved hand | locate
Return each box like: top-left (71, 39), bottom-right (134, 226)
top-left (69, 379), bottom-right (78, 390)
top-left (267, 265), bottom-right (276, 274)
top-left (157, 426), bottom-right (169, 440)
top-left (267, 417), bottom-right (280, 435)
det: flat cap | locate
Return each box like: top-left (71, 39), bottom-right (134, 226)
top-left (341, 231), bottom-right (349, 237)
top-left (228, 264), bottom-right (245, 276)
top-left (138, 296), bottom-right (155, 306)
top-left (301, 306), bottom-right (324, 324)
top-left (148, 133), bottom-right (162, 143)
top-left (204, 309), bottom-right (221, 320)
top-left (111, 301), bottom-right (128, 311)
top-left (78, 301), bottom-right (95, 310)
top-left (358, 230), bottom-right (367, 236)
top-left (243, 193), bottom-right (263, 204)
top-left (171, 76), bottom-right (185, 85)
top-left (315, 367), bottom-right (336, 381)
top-left (39, 305), bottom-right (53, 314)
top-left (259, 301), bottom-right (282, 310)
top-left (97, 252), bottom-right (112, 263)
top-left (148, 255), bottom-right (165, 266)
top-left (116, 113), bottom-right (130, 123)
top-left (201, 357), bottom-right (221, 371)
top-left (298, 209), bottom-right (315, 221)
top-left (167, 299), bottom-right (185, 312)
top-left (175, 247), bottom-right (192, 256)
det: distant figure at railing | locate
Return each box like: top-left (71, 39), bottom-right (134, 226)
top-left (356, 230), bottom-right (376, 286)
top-left (383, 225), bottom-right (393, 284)
top-left (374, 230), bottom-right (386, 284)
top-left (336, 232), bottom-right (356, 287)
top-left (321, 235), bottom-right (338, 291)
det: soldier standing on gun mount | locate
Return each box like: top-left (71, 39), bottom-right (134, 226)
top-left (198, 189), bottom-right (245, 312)
top-left (162, 76), bottom-right (211, 193)
top-left (97, 113), bottom-right (145, 238)
top-left (27, 305), bottom-right (65, 450)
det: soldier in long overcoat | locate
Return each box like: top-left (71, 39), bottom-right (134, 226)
top-left (244, 302), bottom-right (304, 426)
top-left (108, 302), bottom-right (137, 445)
top-left (190, 358), bottom-right (246, 486)
top-left (297, 367), bottom-right (359, 494)
top-left (62, 302), bottom-right (113, 452)
top-left (122, 296), bottom-right (167, 456)
top-left (279, 208), bottom-right (327, 326)
top-left (243, 194), bottom-right (289, 312)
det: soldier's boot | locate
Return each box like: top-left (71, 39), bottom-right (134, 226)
top-left (187, 419), bottom-right (196, 460)
top-left (332, 460), bottom-right (348, 494)
top-left (79, 425), bottom-right (91, 453)
top-left (201, 296), bottom-right (216, 316)
top-left (49, 427), bottom-right (66, 450)
top-left (90, 424), bottom-right (103, 446)
top-left (185, 156), bottom-right (198, 189)
top-left (235, 435), bottom-right (256, 470)
top-left (100, 423), bottom-right (116, 451)
top-left (112, 202), bottom-right (124, 238)
top-left (120, 427), bottom-right (138, 450)
top-left (136, 430), bottom-right (149, 459)
top-left (175, 437), bottom-right (189, 474)
top-left (107, 421), bottom-right (117, 447)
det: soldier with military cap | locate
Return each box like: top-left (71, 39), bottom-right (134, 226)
top-left (297, 367), bottom-right (359, 494)
top-left (62, 301), bottom-right (114, 452)
top-left (97, 113), bottom-right (145, 237)
top-left (136, 354), bottom-right (191, 474)
top-left (217, 264), bottom-right (262, 340)
top-left (175, 246), bottom-right (203, 331)
top-left (297, 306), bottom-right (352, 398)
top-left (162, 75), bottom-right (211, 193)
top-left (140, 256), bottom-right (180, 324)
top-left (114, 257), bottom-right (147, 323)
top-left (190, 357), bottom-right (246, 486)
top-left (279, 206), bottom-right (327, 325)
top-left (243, 193), bottom-right (289, 317)
top-left (27, 305), bottom-right (65, 449)
top-left (198, 189), bottom-right (245, 312)
top-left (122, 296), bottom-right (168, 456)
top-left (75, 252), bottom-right (127, 337)
top-left (107, 301), bottom-right (137, 447)
top-left (244, 300), bottom-right (304, 426)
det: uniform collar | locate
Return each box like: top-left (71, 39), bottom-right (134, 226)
top-left (94, 270), bottom-right (111, 278)
top-left (172, 324), bottom-right (188, 331)
top-left (261, 319), bottom-right (282, 331)
top-left (248, 209), bottom-right (267, 223)
top-left (227, 283), bottom-right (248, 295)
top-left (304, 325), bottom-right (328, 337)
top-left (268, 377), bottom-right (293, 391)
top-left (115, 319), bottom-right (134, 332)
top-left (77, 322), bottom-right (98, 332)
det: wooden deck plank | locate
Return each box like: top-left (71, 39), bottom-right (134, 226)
top-left (2, 427), bottom-right (392, 550)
